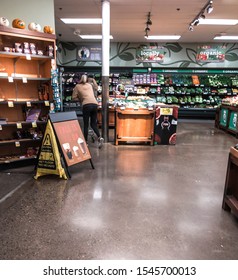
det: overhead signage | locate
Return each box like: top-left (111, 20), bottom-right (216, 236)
top-left (133, 69), bottom-right (238, 74)
top-left (136, 46), bottom-right (165, 62)
top-left (196, 45), bottom-right (226, 63)
top-left (77, 45), bottom-right (102, 61)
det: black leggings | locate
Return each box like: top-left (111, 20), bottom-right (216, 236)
top-left (82, 104), bottom-right (100, 141)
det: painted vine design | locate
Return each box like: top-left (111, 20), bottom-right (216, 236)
top-left (57, 41), bottom-right (238, 68)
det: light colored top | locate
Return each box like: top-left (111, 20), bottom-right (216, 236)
top-left (72, 82), bottom-right (98, 106)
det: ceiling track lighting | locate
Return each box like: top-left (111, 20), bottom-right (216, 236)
top-left (144, 12), bottom-right (152, 38)
top-left (188, 0), bottom-right (214, 31)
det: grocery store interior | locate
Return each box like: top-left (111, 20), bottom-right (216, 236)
top-left (1, 0), bottom-right (238, 260)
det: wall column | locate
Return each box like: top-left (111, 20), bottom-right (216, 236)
top-left (101, 0), bottom-right (110, 142)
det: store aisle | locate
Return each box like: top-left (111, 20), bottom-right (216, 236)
top-left (0, 120), bottom-right (238, 260)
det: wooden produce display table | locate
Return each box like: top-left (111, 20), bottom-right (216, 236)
top-left (114, 108), bottom-right (155, 145)
top-left (97, 107), bottom-right (115, 127)
top-left (222, 147), bottom-right (238, 218)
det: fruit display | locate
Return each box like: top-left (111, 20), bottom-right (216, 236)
top-left (0, 17), bottom-right (9, 27)
top-left (221, 96), bottom-right (238, 106)
top-left (12, 18), bottom-right (26, 29)
top-left (28, 22), bottom-right (41, 32)
top-left (43, 25), bottom-right (54, 34)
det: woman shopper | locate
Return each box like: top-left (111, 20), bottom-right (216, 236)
top-left (72, 74), bottom-right (104, 148)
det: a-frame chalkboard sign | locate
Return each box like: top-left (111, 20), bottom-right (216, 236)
top-left (35, 111), bottom-right (94, 179)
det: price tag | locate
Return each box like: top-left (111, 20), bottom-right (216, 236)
top-left (8, 77), bottom-right (14, 83)
top-left (32, 121), bottom-right (37, 128)
top-left (148, 107), bottom-right (154, 111)
top-left (26, 54), bottom-right (31, 60)
top-left (8, 101), bottom-right (14, 107)
top-left (26, 101), bottom-right (31, 107)
top-left (120, 106), bottom-right (125, 110)
top-left (44, 100), bottom-right (50, 106)
top-left (0, 125), bottom-right (2, 131)
top-left (15, 141), bottom-right (20, 147)
top-left (22, 77), bottom-right (27, 83)
top-left (17, 123), bottom-right (22, 129)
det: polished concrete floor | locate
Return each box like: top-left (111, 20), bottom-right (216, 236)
top-left (0, 120), bottom-right (238, 260)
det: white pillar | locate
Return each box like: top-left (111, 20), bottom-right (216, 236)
top-left (101, 0), bottom-right (110, 142)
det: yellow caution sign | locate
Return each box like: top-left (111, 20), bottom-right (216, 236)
top-left (34, 120), bottom-right (68, 180)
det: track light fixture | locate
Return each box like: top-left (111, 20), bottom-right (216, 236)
top-left (207, 1), bottom-right (213, 14)
top-left (144, 12), bottom-right (152, 38)
top-left (146, 12), bottom-right (152, 25)
top-left (188, 0), bottom-right (214, 31)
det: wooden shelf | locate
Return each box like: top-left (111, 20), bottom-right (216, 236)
top-left (0, 121), bottom-right (46, 127)
top-left (0, 138), bottom-right (42, 145)
top-left (0, 25), bottom-right (55, 169)
top-left (0, 25), bottom-right (56, 40)
top-left (0, 51), bottom-right (52, 61)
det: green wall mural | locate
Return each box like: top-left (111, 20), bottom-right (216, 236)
top-left (57, 41), bottom-right (238, 69)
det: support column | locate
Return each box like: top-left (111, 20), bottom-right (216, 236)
top-left (101, 0), bottom-right (110, 142)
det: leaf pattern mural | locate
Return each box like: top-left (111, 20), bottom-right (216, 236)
top-left (57, 41), bottom-right (238, 69)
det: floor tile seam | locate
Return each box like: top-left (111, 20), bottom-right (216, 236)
top-left (0, 178), bottom-right (32, 205)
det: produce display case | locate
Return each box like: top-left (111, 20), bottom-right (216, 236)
top-left (114, 108), bottom-right (155, 145)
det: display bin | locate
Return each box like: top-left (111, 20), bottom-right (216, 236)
top-left (114, 108), bottom-right (155, 145)
top-left (222, 147), bottom-right (238, 218)
top-left (219, 106), bottom-right (229, 128)
top-left (218, 105), bottom-right (238, 138)
top-left (154, 106), bottom-right (178, 145)
top-left (97, 107), bottom-right (115, 127)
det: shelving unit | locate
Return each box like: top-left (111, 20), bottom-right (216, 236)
top-left (59, 67), bottom-right (238, 120)
top-left (0, 25), bottom-right (56, 169)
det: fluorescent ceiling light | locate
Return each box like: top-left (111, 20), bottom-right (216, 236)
top-left (145, 35), bottom-right (181, 40)
top-left (214, 35), bottom-right (238, 40)
top-left (199, 19), bottom-right (238, 25)
top-left (61, 18), bottom-right (102, 24)
top-left (80, 35), bottom-right (113, 39)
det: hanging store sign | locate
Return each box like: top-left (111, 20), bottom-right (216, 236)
top-left (77, 45), bottom-right (102, 61)
top-left (136, 46), bottom-right (165, 62)
top-left (196, 45), bottom-right (226, 63)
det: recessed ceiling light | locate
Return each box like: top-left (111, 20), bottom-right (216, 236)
top-left (145, 35), bottom-right (181, 40)
top-left (60, 18), bottom-right (102, 24)
top-left (214, 35), bottom-right (238, 40)
top-left (79, 35), bottom-right (113, 39)
top-left (199, 19), bottom-right (238, 25)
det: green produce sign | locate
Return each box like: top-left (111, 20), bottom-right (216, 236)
top-left (196, 45), bottom-right (226, 63)
top-left (136, 46), bottom-right (165, 62)
top-left (228, 111), bottom-right (238, 131)
top-left (219, 108), bottom-right (228, 127)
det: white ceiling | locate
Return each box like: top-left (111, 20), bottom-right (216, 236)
top-left (54, 0), bottom-right (238, 43)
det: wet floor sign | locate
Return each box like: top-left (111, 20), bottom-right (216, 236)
top-left (34, 120), bottom-right (68, 179)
